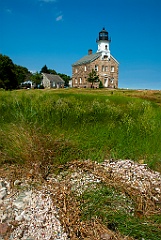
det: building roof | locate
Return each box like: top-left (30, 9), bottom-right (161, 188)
top-left (72, 52), bottom-right (102, 66)
top-left (111, 55), bottom-right (119, 64)
top-left (72, 52), bottom-right (119, 66)
top-left (42, 73), bottom-right (65, 83)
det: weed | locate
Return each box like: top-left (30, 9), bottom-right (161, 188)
top-left (80, 184), bottom-right (161, 239)
top-left (0, 89), bottom-right (161, 172)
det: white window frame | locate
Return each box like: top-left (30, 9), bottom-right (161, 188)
top-left (111, 66), bottom-right (114, 72)
top-left (80, 78), bottom-right (82, 84)
top-left (84, 66), bottom-right (87, 71)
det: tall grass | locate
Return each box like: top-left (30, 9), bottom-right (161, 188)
top-left (80, 184), bottom-right (161, 239)
top-left (0, 89), bottom-right (161, 172)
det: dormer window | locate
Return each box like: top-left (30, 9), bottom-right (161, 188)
top-left (105, 45), bottom-right (107, 50)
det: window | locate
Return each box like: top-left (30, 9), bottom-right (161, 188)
top-left (84, 66), bottom-right (87, 71)
top-left (75, 79), bottom-right (78, 84)
top-left (80, 78), bottom-right (82, 84)
top-left (105, 45), bottom-right (107, 50)
top-left (95, 65), bottom-right (98, 71)
top-left (102, 66), bottom-right (105, 72)
top-left (111, 66), bottom-right (114, 72)
top-left (75, 68), bottom-right (78, 73)
top-left (105, 66), bottom-right (108, 72)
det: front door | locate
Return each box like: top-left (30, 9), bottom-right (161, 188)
top-left (104, 78), bottom-right (108, 87)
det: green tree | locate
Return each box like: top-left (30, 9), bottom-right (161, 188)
top-left (40, 64), bottom-right (49, 73)
top-left (99, 80), bottom-right (104, 88)
top-left (14, 64), bottom-right (32, 86)
top-left (87, 69), bottom-right (99, 88)
top-left (30, 72), bottom-right (42, 88)
top-left (40, 65), bottom-right (57, 75)
top-left (58, 73), bottom-right (71, 87)
top-left (0, 54), bottom-right (18, 90)
top-left (48, 69), bottom-right (57, 75)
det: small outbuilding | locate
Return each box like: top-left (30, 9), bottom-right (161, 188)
top-left (42, 73), bottom-right (65, 89)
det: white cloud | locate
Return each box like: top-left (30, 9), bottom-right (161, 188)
top-left (5, 9), bottom-right (12, 14)
top-left (56, 15), bottom-right (63, 21)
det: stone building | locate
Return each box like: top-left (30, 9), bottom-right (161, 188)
top-left (42, 73), bottom-right (64, 89)
top-left (72, 28), bottom-right (119, 88)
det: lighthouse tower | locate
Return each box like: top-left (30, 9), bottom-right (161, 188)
top-left (96, 28), bottom-right (111, 59)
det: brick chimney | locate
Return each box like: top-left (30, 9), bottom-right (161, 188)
top-left (88, 49), bottom-right (92, 55)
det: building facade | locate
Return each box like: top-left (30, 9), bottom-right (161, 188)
top-left (72, 28), bottom-right (119, 88)
top-left (42, 73), bottom-right (64, 89)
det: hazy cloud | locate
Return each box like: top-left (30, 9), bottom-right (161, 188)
top-left (5, 9), bottom-right (12, 14)
top-left (56, 15), bottom-right (63, 21)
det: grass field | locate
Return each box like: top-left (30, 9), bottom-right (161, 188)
top-left (0, 88), bottom-right (161, 239)
top-left (0, 88), bottom-right (161, 172)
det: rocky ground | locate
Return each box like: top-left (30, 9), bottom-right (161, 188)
top-left (0, 159), bottom-right (161, 240)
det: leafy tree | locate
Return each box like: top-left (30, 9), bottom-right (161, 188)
top-left (58, 73), bottom-right (71, 87)
top-left (0, 54), bottom-right (18, 89)
top-left (30, 72), bottom-right (42, 88)
top-left (40, 64), bottom-right (49, 73)
top-left (87, 69), bottom-right (99, 88)
top-left (48, 69), bottom-right (57, 75)
top-left (14, 64), bottom-right (32, 86)
top-left (40, 65), bottom-right (57, 75)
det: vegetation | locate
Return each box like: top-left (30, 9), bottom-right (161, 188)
top-left (0, 88), bottom-right (161, 239)
top-left (14, 64), bottom-right (32, 86)
top-left (0, 88), bottom-right (161, 172)
top-left (30, 72), bottom-right (42, 88)
top-left (0, 55), bottom-right (71, 89)
top-left (80, 184), bottom-right (161, 240)
top-left (40, 64), bottom-right (71, 87)
top-left (87, 69), bottom-right (99, 87)
top-left (0, 54), bottom-right (18, 90)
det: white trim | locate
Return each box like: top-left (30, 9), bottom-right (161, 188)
top-left (111, 54), bottom-right (119, 64)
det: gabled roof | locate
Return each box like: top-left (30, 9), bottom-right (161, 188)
top-left (72, 52), bottom-right (119, 66)
top-left (111, 55), bottom-right (119, 64)
top-left (42, 73), bottom-right (65, 83)
top-left (72, 52), bottom-right (102, 66)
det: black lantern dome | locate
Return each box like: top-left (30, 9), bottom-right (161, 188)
top-left (98, 28), bottom-right (109, 41)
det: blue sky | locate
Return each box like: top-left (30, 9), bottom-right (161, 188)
top-left (0, 0), bottom-right (161, 89)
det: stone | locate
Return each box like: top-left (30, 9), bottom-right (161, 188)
top-left (100, 232), bottom-right (113, 240)
top-left (14, 180), bottom-right (22, 186)
top-left (13, 200), bottom-right (25, 209)
top-left (0, 223), bottom-right (10, 236)
top-left (0, 187), bottom-right (7, 200)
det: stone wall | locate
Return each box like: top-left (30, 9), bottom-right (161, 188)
top-left (42, 74), bottom-right (50, 88)
top-left (72, 55), bottom-right (119, 88)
